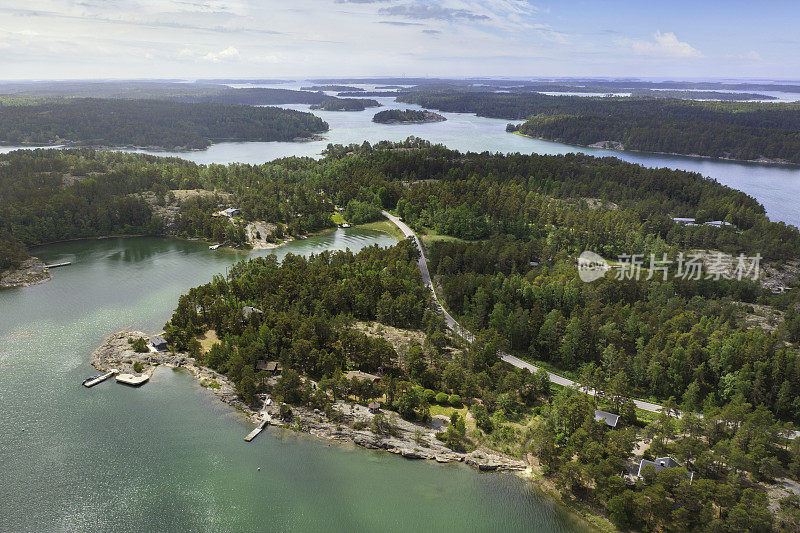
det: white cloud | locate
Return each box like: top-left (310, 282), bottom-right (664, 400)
top-left (624, 31), bottom-right (702, 58)
top-left (202, 46), bottom-right (240, 62)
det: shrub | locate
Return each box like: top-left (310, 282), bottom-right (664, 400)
top-left (435, 392), bottom-right (449, 404)
top-left (132, 361), bottom-right (144, 373)
top-left (130, 337), bottom-right (149, 353)
top-left (449, 394), bottom-right (462, 407)
top-left (423, 389), bottom-right (437, 404)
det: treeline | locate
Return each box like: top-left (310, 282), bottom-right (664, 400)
top-left (397, 91), bottom-right (800, 163)
top-left (0, 99), bottom-right (329, 149)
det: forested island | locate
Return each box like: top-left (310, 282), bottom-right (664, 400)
top-left (396, 91), bottom-right (800, 163)
top-left (300, 85), bottom-right (364, 92)
top-left (628, 89), bottom-right (776, 101)
top-left (0, 99), bottom-right (328, 149)
top-left (9, 140), bottom-right (799, 528)
top-left (372, 109), bottom-right (446, 124)
top-left (310, 98), bottom-right (381, 111)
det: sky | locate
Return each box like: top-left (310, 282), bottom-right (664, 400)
top-left (0, 0), bottom-right (798, 80)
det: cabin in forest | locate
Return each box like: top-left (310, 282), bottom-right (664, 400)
top-left (256, 360), bottom-right (281, 373)
top-left (242, 306), bottom-right (263, 318)
top-left (637, 457), bottom-right (693, 482)
top-left (369, 402), bottom-right (381, 414)
top-left (345, 370), bottom-right (381, 383)
top-left (594, 409), bottom-right (620, 428)
top-left (219, 207), bottom-right (241, 218)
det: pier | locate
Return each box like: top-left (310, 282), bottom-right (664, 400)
top-left (82, 369), bottom-right (119, 387)
top-left (244, 414), bottom-right (272, 442)
top-left (245, 396), bottom-right (273, 442)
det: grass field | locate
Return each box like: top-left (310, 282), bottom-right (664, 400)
top-left (357, 219), bottom-right (405, 241)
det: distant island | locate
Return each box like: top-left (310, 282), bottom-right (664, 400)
top-left (372, 109), bottom-right (446, 124)
top-left (301, 85), bottom-right (364, 92)
top-left (310, 98), bottom-right (381, 111)
top-left (0, 98), bottom-right (329, 150)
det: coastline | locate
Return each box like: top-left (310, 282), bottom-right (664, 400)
top-left (90, 331), bottom-right (528, 473)
top-left (0, 257), bottom-right (51, 288)
top-left (510, 131), bottom-right (798, 167)
top-left (90, 329), bottom-right (615, 531)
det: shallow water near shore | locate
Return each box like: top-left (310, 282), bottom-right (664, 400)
top-left (0, 232), bottom-right (579, 532)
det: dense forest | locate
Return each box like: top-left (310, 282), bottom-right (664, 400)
top-left (372, 109), bottom-right (446, 123)
top-left (5, 141), bottom-right (799, 528)
top-left (0, 99), bottom-right (328, 149)
top-left (397, 91), bottom-right (800, 163)
top-left (158, 137), bottom-right (800, 528)
top-left (0, 80), bottom-right (370, 107)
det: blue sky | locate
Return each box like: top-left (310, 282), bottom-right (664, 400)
top-left (0, 0), bottom-right (797, 80)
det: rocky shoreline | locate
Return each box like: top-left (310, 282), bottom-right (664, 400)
top-left (91, 331), bottom-right (527, 473)
top-left (0, 257), bottom-right (51, 288)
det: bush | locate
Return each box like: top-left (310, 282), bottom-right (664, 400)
top-left (129, 337), bottom-right (149, 353)
top-left (423, 389), bottom-right (437, 405)
top-left (449, 394), bottom-right (462, 407)
top-left (132, 361), bottom-right (144, 373)
top-left (435, 392), bottom-right (449, 404)
top-left (279, 403), bottom-right (293, 420)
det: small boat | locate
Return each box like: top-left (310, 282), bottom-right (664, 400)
top-left (82, 373), bottom-right (104, 386)
top-left (209, 244), bottom-right (222, 250)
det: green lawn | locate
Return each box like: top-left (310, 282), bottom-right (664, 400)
top-left (357, 219), bottom-right (405, 241)
top-left (428, 404), bottom-right (468, 418)
top-left (330, 212), bottom-right (347, 225)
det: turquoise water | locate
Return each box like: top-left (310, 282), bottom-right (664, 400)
top-left (0, 233), bottom-right (578, 532)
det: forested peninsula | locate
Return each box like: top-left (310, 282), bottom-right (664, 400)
top-left (397, 91), bottom-right (800, 163)
top-left (0, 99), bottom-right (328, 149)
top-left (6, 141), bottom-right (800, 529)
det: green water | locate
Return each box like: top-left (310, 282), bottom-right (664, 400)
top-left (0, 232), bottom-right (578, 532)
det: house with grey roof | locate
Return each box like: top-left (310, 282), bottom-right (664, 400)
top-left (149, 335), bottom-right (168, 352)
top-left (594, 409), bottom-right (620, 428)
top-left (637, 457), bottom-right (693, 482)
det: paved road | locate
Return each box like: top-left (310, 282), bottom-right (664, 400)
top-left (382, 211), bottom-right (799, 439)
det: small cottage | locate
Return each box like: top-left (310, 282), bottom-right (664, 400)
top-left (345, 370), bottom-right (381, 383)
top-left (594, 409), bottom-right (620, 428)
top-left (637, 457), bottom-right (693, 482)
top-left (149, 335), bottom-right (168, 352)
top-left (368, 402), bottom-right (381, 414)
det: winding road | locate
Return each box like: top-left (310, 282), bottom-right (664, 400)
top-left (382, 211), bottom-right (798, 439)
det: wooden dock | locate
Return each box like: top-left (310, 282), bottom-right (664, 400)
top-left (46, 261), bottom-right (71, 269)
top-left (82, 369), bottom-right (119, 387)
top-left (244, 414), bottom-right (272, 442)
